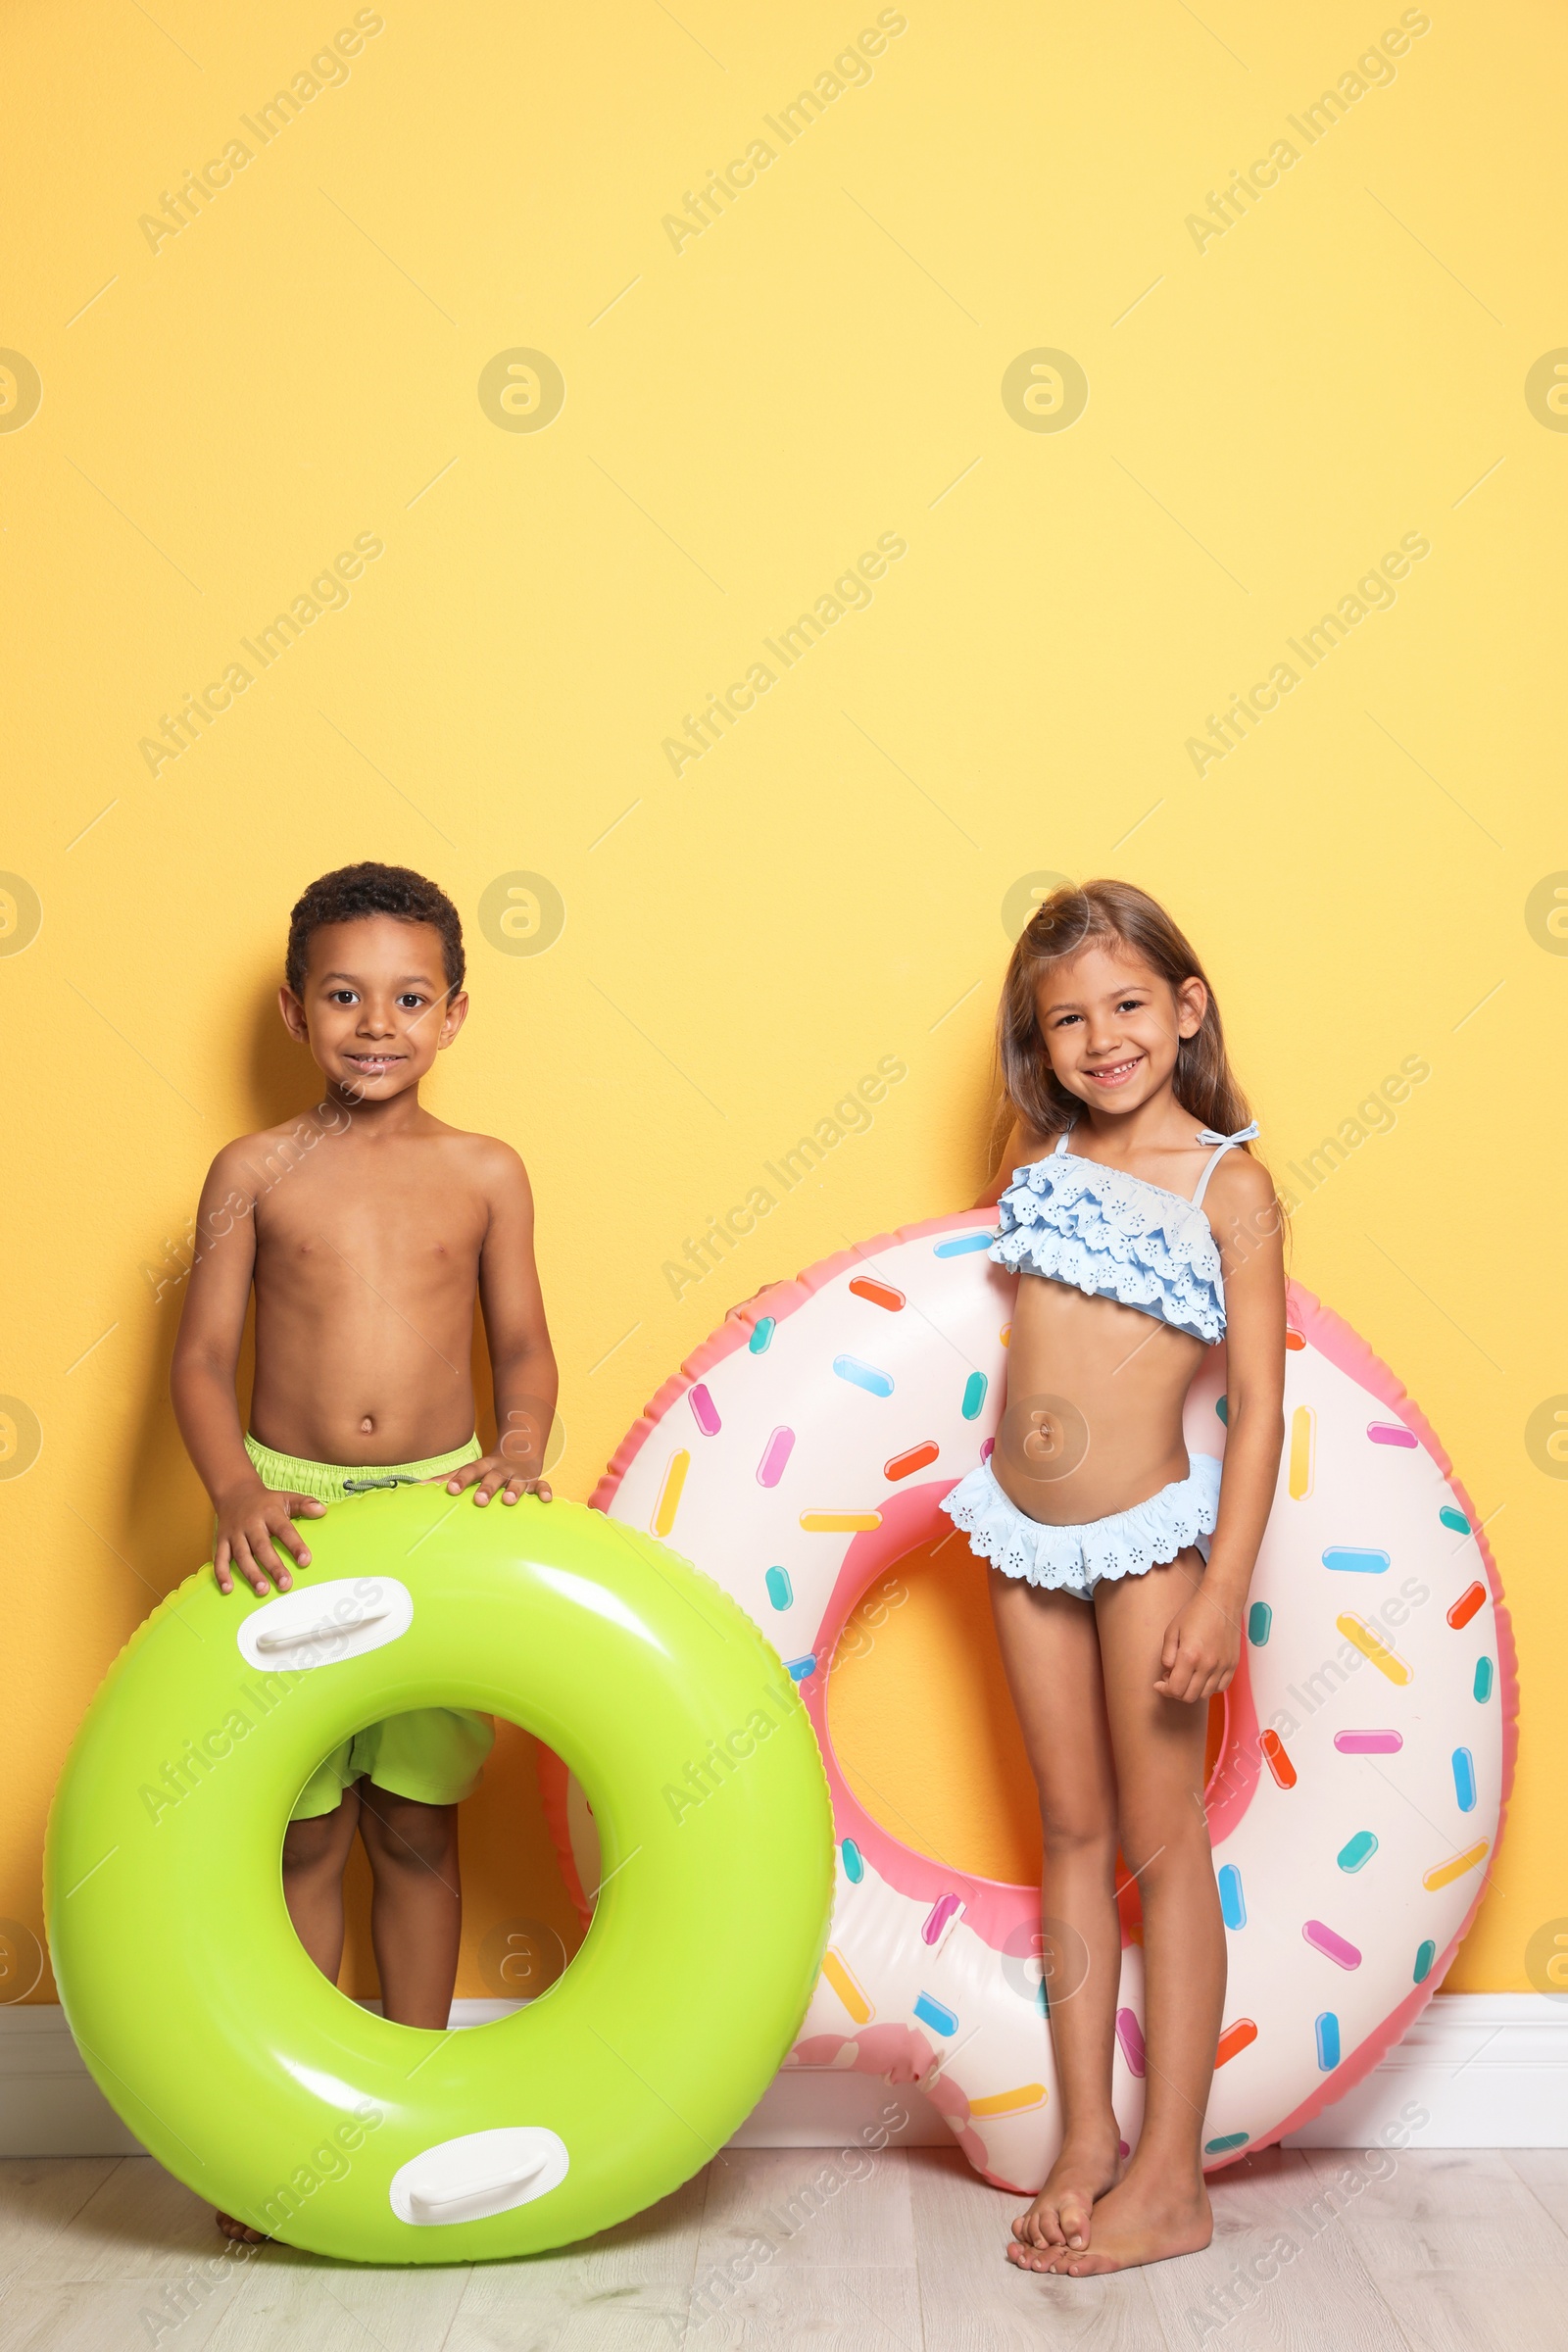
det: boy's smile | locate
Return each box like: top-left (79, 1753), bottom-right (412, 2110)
top-left (342, 1048), bottom-right (406, 1081)
top-left (279, 914), bottom-right (468, 1104)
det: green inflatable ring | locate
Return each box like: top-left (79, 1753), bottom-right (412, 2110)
top-left (45, 1491), bottom-right (833, 2261)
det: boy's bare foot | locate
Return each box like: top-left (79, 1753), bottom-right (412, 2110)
top-left (216, 2210), bottom-right (270, 2245)
top-left (1005, 2136), bottom-right (1123, 2266)
top-left (1018, 2168), bottom-right (1211, 2276)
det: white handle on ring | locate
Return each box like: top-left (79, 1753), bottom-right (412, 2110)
top-left (410, 2153), bottom-right (549, 2217)
top-left (254, 1603), bottom-right (389, 1653)
top-left (390, 2126), bottom-right (570, 2226)
top-left (234, 1578), bottom-right (414, 1672)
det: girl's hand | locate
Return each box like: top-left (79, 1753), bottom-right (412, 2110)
top-left (442, 1452), bottom-right (553, 1507)
top-left (213, 1478), bottom-right (325, 1596)
top-left (1154, 1585), bottom-right (1241, 1703)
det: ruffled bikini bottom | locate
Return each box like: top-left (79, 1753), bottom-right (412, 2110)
top-left (939, 1451), bottom-right (1221, 1601)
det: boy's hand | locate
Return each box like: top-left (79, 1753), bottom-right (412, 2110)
top-left (441, 1451), bottom-right (553, 1507)
top-left (213, 1477), bottom-right (325, 1596)
top-left (1154, 1585), bottom-right (1240, 1704)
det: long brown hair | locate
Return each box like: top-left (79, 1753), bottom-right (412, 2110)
top-left (996, 879), bottom-right (1254, 1147)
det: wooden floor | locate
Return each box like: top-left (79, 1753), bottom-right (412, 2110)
top-left (3, 2144), bottom-right (1568, 2349)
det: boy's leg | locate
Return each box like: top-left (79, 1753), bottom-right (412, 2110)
top-left (280, 1783), bottom-right (362, 1982)
top-left (219, 1784), bottom-right (361, 2239)
top-left (357, 1781), bottom-right (462, 2030)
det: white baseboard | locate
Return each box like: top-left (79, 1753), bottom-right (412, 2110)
top-left (1278, 1993), bottom-right (1568, 2148)
top-left (4, 1995), bottom-right (1564, 2160)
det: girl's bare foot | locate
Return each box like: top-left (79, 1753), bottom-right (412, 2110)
top-left (1005, 2136), bottom-right (1124, 2267)
top-left (216, 2210), bottom-right (270, 2244)
top-left (1031, 2167), bottom-right (1211, 2276)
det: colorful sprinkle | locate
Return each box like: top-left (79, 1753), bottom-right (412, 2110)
top-left (1303, 1920), bottom-right (1362, 1970)
top-left (653, 1448), bottom-right (689, 1537)
top-left (1285, 1327), bottom-right (1305, 1350)
top-left (757, 1427), bottom-right (795, 1488)
top-left (784, 1655), bottom-right (816, 1683)
top-left (1260, 1729), bottom-right (1297, 1788)
top-left (833, 1354), bottom-right (894, 1399)
top-left (822, 1948), bottom-right (872, 2025)
top-left (1000, 1322), bottom-right (1011, 1348)
top-left (1289, 1405), bottom-right (1315, 1498)
top-left (749, 1316), bottom-right (775, 1353)
top-left (913, 1992), bottom-right (958, 2036)
top-left (1323, 1546), bottom-right (1390, 1574)
top-left (1337, 1831), bottom-right (1378, 1873)
top-left (1473, 1657), bottom-right (1494, 1702)
top-left (921, 1894), bottom-right (964, 1947)
top-left (1215, 1396), bottom-right (1228, 1427)
top-left (1440, 1505), bottom-right (1471, 1535)
top-left (934, 1232), bottom-right (993, 1258)
top-left (979, 1438), bottom-right (995, 1462)
top-left (1334, 1730), bottom-right (1402, 1755)
top-left (969, 2082), bottom-right (1048, 2118)
top-left (1413, 1938), bottom-right (1437, 1983)
top-left (1451, 1747), bottom-right (1477, 1812)
top-left (1337, 1613), bottom-right (1412, 1685)
top-left (1367, 1420), bottom-right (1418, 1448)
top-left (1423, 1838), bottom-right (1489, 1891)
top-left (1115, 2008), bottom-right (1146, 2077)
top-left (1216, 2019), bottom-right (1257, 2067)
top-left (1218, 1865), bottom-right (1247, 1930)
top-left (1247, 1602), bottom-right (1272, 1647)
top-left (764, 1567), bottom-right (793, 1611)
top-left (1447, 1582), bottom-right (1485, 1631)
top-left (849, 1276), bottom-right (905, 1311)
top-left (1315, 2012), bottom-right (1341, 2071)
top-left (688, 1383), bottom-right (721, 1437)
top-left (961, 1371), bottom-right (987, 1422)
top-left (885, 1441), bottom-right (940, 1482)
top-left (799, 1510), bottom-right (881, 1534)
top-left (1206, 2132), bottom-right (1250, 2155)
top-left (841, 1838), bottom-right (864, 1885)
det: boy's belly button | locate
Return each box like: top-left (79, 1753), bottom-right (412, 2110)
top-left (360, 1415), bottom-right (374, 1433)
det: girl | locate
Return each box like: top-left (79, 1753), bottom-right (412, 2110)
top-left (941, 880), bottom-right (1286, 2278)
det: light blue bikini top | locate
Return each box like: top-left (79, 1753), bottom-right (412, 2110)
top-left (990, 1119), bottom-right (1260, 1345)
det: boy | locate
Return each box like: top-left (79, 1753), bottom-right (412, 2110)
top-left (172, 861), bottom-right (557, 2243)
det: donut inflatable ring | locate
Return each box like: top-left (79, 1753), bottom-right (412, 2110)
top-left (45, 1492), bottom-right (832, 2260)
top-left (558, 1210), bottom-right (1515, 2191)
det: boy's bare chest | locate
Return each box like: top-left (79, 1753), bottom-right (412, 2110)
top-left (252, 1148), bottom-right (487, 1282)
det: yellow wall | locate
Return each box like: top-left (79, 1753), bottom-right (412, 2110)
top-left (2, 0), bottom-right (1563, 2006)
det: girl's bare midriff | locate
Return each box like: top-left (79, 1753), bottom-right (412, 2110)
top-left (992, 1273), bottom-right (1206, 1529)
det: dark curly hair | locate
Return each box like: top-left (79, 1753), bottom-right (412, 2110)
top-left (285, 862), bottom-right (465, 997)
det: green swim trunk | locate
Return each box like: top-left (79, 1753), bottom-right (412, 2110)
top-left (243, 1434), bottom-right (496, 1823)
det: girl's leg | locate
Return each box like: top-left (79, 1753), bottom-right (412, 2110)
top-left (1036, 1547), bottom-right (1223, 2276)
top-left (357, 1781), bottom-right (463, 2030)
top-left (989, 1572), bottom-right (1124, 2266)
